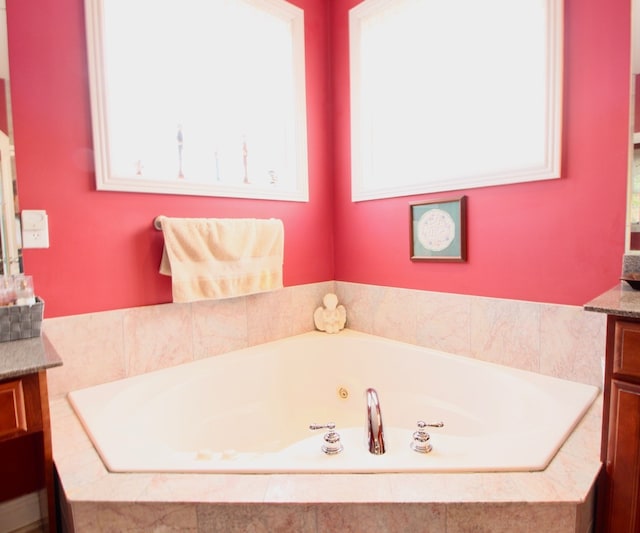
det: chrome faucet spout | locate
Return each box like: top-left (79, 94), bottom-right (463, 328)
top-left (366, 388), bottom-right (386, 455)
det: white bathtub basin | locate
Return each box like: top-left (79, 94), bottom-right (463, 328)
top-left (68, 329), bottom-right (598, 474)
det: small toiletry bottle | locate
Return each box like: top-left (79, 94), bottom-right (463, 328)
top-left (14, 275), bottom-right (35, 305)
top-left (0, 276), bottom-right (15, 305)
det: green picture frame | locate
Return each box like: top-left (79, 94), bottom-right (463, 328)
top-left (410, 196), bottom-right (467, 262)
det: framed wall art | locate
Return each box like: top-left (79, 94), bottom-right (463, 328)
top-left (410, 196), bottom-right (467, 262)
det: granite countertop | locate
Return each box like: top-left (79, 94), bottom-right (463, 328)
top-left (584, 281), bottom-right (640, 318)
top-left (0, 334), bottom-right (63, 381)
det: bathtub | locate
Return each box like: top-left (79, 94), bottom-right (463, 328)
top-left (68, 329), bottom-right (598, 474)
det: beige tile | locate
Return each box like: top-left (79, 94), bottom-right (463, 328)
top-left (44, 310), bottom-right (126, 398)
top-left (388, 472), bottom-right (521, 504)
top-left (196, 503), bottom-right (316, 533)
top-left (445, 502), bottom-right (576, 533)
top-left (55, 446), bottom-right (111, 499)
top-left (69, 502), bottom-right (100, 533)
top-left (246, 286), bottom-right (315, 344)
top-left (50, 400), bottom-right (94, 460)
top-left (72, 502), bottom-right (198, 533)
top-left (416, 290), bottom-right (472, 356)
top-left (123, 303), bottom-right (194, 376)
top-left (470, 297), bottom-right (541, 371)
top-left (336, 281), bottom-right (386, 333)
top-left (191, 297), bottom-right (249, 359)
top-left (558, 395), bottom-right (603, 463)
top-left (340, 282), bottom-right (420, 342)
top-left (540, 305), bottom-right (606, 386)
top-left (139, 473), bottom-right (270, 503)
top-left (316, 503), bottom-right (446, 533)
top-left (55, 432), bottom-right (155, 504)
top-left (264, 473), bottom-right (393, 502)
top-left (371, 287), bottom-right (419, 344)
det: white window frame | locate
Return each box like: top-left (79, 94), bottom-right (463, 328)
top-left (349, 0), bottom-right (564, 201)
top-left (85, 0), bottom-right (309, 201)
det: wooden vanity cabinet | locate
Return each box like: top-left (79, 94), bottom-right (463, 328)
top-left (0, 370), bottom-right (56, 532)
top-left (597, 316), bottom-right (640, 532)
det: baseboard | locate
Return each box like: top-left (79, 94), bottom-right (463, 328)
top-left (0, 492), bottom-right (42, 533)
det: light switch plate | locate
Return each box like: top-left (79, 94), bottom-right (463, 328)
top-left (21, 210), bottom-right (49, 249)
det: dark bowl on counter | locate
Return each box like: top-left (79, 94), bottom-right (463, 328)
top-left (621, 273), bottom-right (640, 290)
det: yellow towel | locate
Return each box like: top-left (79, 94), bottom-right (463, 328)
top-left (158, 217), bottom-right (284, 302)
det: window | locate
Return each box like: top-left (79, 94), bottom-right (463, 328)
top-left (85, 0), bottom-right (308, 201)
top-left (350, 0), bottom-right (563, 201)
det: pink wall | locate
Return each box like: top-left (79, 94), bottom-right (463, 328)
top-left (332, 0), bottom-right (631, 306)
top-left (6, 0), bottom-right (334, 317)
top-left (4, 0), bottom-right (633, 317)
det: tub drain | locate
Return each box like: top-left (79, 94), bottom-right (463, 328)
top-left (338, 387), bottom-right (349, 399)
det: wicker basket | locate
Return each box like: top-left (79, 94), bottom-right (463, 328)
top-left (0, 297), bottom-right (44, 342)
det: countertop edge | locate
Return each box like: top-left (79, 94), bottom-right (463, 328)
top-left (584, 283), bottom-right (640, 318)
top-left (0, 334), bottom-right (63, 381)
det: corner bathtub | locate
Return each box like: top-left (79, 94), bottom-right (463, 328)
top-left (68, 329), bottom-right (598, 474)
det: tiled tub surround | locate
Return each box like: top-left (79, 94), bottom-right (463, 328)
top-left (45, 282), bottom-right (605, 532)
top-left (52, 397), bottom-right (600, 532)
top-left (336, 282), bottom-right (606, 388)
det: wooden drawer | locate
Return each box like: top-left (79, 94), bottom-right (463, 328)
top-left (614, 320), bottom-right (640, 380)
top-left (0, 373), bottom-right (42, 441)
top-left (0, 379), bottom-right (27, 438)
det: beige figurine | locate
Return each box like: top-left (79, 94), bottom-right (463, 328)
top-left (313, 293), bottom-right (347, 333)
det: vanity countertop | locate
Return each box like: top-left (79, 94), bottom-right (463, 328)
top-left (0, 334), bottom-right (63, 381)
top-left (584, 282), bottom-right (640, 318)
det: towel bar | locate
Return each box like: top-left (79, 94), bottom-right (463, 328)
top-left (153, 216), bottom-right (164, 230)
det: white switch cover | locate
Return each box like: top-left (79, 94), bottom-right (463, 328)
top-left (21, 210), bottom-right (49, 249)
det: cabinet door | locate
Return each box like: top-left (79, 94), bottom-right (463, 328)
top-left (614, 320), bottom-right (640, 381)
top-left (0, 379), bottom-right (27, 438)
top-left (604, 379), bottom-right (640, 532)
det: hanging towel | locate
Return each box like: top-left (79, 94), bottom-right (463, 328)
top-left (159, 217), bottom-right (284, 302)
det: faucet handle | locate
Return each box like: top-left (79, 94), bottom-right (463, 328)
top-left (309, 422), bottom-right (343, 455)
top-left (410, 420), bottom-right (444, 454)
top-left (309, 422), bottom-right (336, 431)
top-left (418, 420), bottom-right (444, 429)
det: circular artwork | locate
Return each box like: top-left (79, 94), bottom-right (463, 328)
top-left (417, 208), bottom-right (456, 252)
